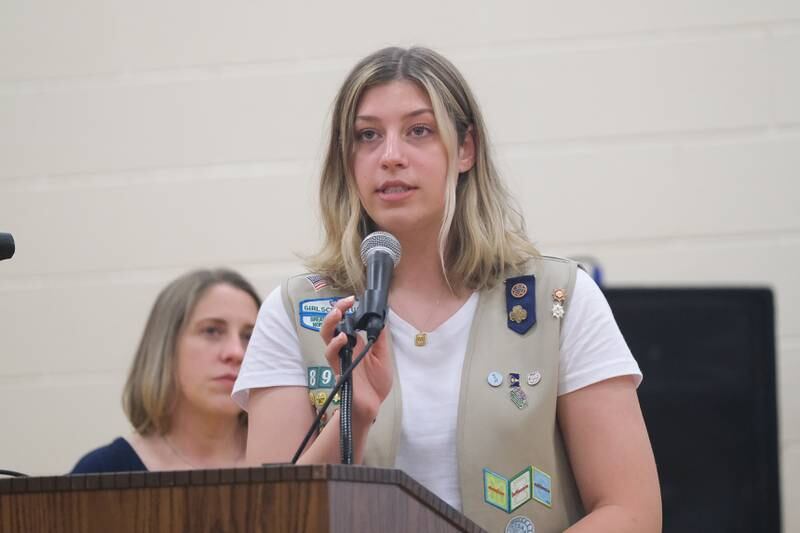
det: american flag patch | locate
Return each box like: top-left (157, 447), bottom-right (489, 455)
top-left (305, 274), bottom-right (329, 291)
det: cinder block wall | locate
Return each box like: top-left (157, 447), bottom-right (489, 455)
top-left (1, 1), bottom-right (797, 529)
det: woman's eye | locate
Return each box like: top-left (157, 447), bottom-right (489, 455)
top-left (410, 125), bottom-right (432, 137)
top-left (357, 129), bottom-right (378, 142)
top-left (202, 326), bottom-right (223, 337)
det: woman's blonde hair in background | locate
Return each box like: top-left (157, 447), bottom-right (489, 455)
top-left (122, 269), bottom-right (261, 436)
top-left (306, 46), bottom-right (538, 293)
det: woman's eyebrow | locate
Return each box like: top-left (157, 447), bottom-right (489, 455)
top-left (355, 108), bottom-right (435, 122)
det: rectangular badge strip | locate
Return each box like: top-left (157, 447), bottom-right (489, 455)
top-left (483, 465), bottom-right (551, 513)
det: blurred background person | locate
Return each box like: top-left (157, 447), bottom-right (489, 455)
top-left (71, 268), bottom-right (260, 473)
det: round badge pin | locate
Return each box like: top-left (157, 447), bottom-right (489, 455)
top-left (487, 371), bottom-right (504, 387)
top-left (527, 370), bottom-right (542, 386)
top-left (505, 515), bottom-right (535, 533)
top-left (510, 282), bottom-right (528, 298)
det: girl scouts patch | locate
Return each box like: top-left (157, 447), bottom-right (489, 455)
top-left (505, 516), bottom-right (535, 533)
top-left (299, 297), bottom-right (340, 331)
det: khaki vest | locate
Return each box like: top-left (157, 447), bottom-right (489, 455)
top-left (281, 257), bottom-right (584, 533)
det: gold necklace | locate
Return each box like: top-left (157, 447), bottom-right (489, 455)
top-left (414, 290), bottom-right (445, 347)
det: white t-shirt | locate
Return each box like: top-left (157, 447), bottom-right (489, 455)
top-left (233, 268), bottom-right (641, 510)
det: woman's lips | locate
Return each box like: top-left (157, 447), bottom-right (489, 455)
top-left (377, 182), bottom-right (417, 201)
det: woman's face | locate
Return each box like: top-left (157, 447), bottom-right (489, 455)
top-left (174, 283), bottom-right (258, 419)
top-left (351, 80), bottom-right (472, 239)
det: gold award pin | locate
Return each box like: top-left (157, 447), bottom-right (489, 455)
top-left (509, 305), bottom-right (528, 324)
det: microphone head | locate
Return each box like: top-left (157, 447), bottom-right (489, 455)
top-left (0, 233), bottom-right (14, 261)
top-left (360, 231), bottom-right (401, 267)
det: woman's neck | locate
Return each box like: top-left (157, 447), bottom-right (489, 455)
top-left (164, 404), bottom-right (245, 466)
top-left (390, 230), bottom-right (450, 293)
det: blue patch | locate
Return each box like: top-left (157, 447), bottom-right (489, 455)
top-left (532, 467), bottom-right (552, 507)
top-left (505, 275), bottom-right (536, 334)
top-left (298, 297), bottom-right (341, 332)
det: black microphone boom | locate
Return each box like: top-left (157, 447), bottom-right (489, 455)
top-left (355, 231), bottom-right (401, 341)
top-left (0, 233), bottom-right (14, 261)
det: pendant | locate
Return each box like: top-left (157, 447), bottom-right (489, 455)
top-left (415, 332), bottom-right (427, 347)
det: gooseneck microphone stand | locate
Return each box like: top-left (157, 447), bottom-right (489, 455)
top-left (335, 314), bottom-right (358, 464)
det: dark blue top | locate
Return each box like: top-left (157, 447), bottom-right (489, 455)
top-left (70, 437), bottom-right (147, 474)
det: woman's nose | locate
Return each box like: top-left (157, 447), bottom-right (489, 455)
top-left (221, 334), bottom-right (245, 364)
top-left (380, 134), bottom-right (408, 170)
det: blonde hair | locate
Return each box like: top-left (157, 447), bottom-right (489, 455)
top-left (122, 269), bottom-right (261, 435)
top-left (307, 46), bottom-right (538, 292)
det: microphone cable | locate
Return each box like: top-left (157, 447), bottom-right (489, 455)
top-left (290, 338), bottom-right (376, 465)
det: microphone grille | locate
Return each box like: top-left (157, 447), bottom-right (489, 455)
top-left (360, 231), bottom-right (401, 267)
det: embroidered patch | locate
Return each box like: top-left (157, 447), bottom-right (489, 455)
top-left (300, 298), bottom-right (338, 314)
top-left (300, 314), bottom-right (325, 331)
top-left (485, 467), bottom-right (535, 514)
top-left (484, 468), bottom-right (510, 512)
top-left (509, 467), bottom-right (532, 512)
top-left (308, 366), bottom-right (336, 390)
top-left (505, 515), bottom-right (535, 533)
top-left (299, 297), bottom-right (344, 331)
top-left (532, 467), bottom-right (552, 507)
top-left (305, 274), bottom-right (329, 291)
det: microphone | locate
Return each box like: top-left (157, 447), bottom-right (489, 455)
top-left (0, 233), bottom-right (14, 261)
top-left (291, 232), bottom-right (400, 465)
top-left (355, 231), bottom-right (401, 341)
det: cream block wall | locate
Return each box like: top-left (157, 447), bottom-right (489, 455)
top-left (1, 1), bottom-right (798, 530)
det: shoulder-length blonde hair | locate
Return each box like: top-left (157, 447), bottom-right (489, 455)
top-left (122, 269), bottom-right (261, 435)
top-left (306, 46), bottom-right (538, 293)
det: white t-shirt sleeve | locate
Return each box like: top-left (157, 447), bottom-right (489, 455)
top-left (558, 268), bottom-right (642, 396)
top-left (231, 285), bottom-right (307, 410)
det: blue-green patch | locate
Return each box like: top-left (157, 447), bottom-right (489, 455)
top-left (532, 467), bottom-right (552, 507)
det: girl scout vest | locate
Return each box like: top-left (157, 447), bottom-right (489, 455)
top-left (280, 256), bottom-right (584, 533)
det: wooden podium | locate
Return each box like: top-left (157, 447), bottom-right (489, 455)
top-left (0, 464), bottom-right (486, 532)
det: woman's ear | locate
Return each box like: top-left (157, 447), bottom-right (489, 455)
top-left (457, 126), bottom-right (476, 173)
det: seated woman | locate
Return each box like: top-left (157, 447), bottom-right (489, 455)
top-left (71, 268), bottom-right (260, 473)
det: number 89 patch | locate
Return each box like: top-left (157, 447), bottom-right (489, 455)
top-left (307, 366), bottom-right (335, 388)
